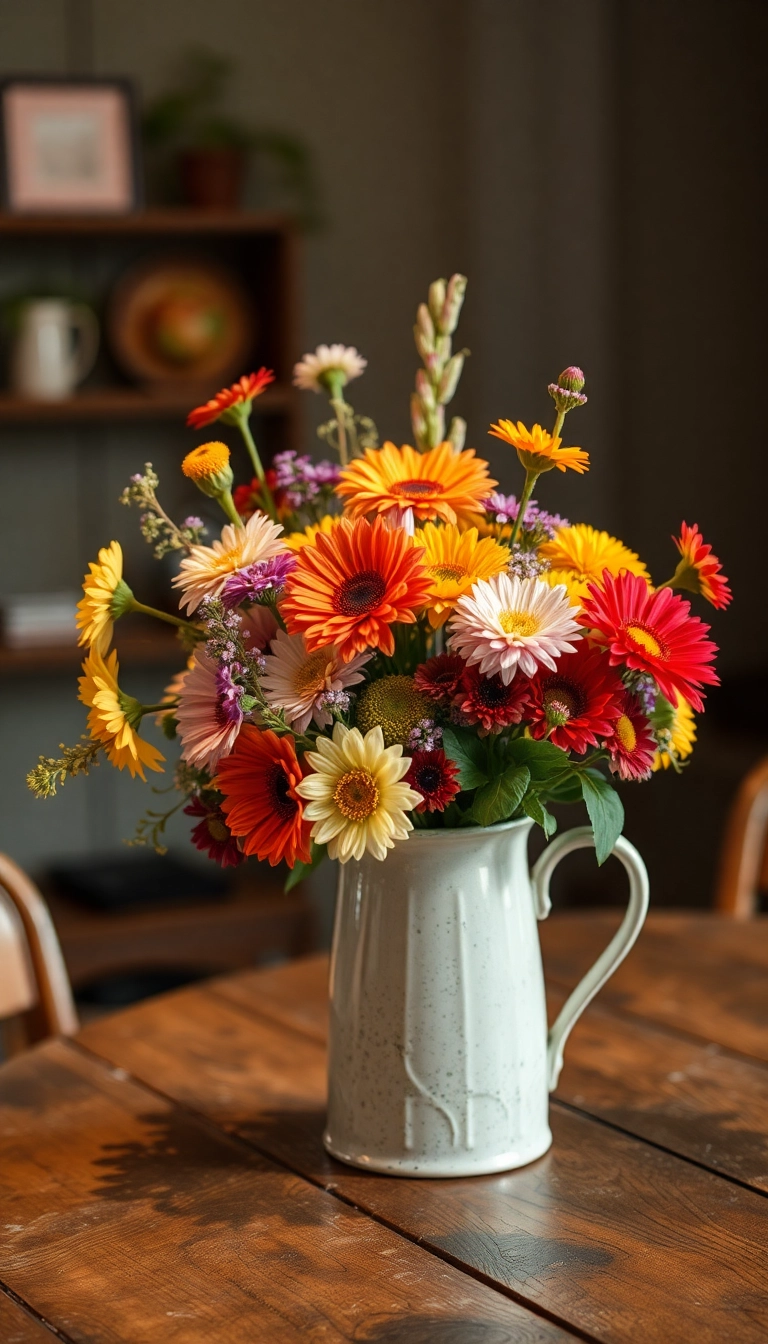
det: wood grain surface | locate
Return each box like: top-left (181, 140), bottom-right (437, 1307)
top-left (0, 1292), bottom-right (56, 1343)
top-left (3, 914), bottom-right (767, 1343)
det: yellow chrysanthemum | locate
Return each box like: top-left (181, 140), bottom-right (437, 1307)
top-left (284, 514), bottom-right (342, 552)
top-left (336, 441), bottom-right (496, 529)
top-left (76, 541), bottom-right (133, 654)
top-left (182, 440), bottom-right (231, 481)
top-left (78, 647), bottom-right (164, 780)
top-left (415, 522), bottom-right (511, 628)
top-left (355, 675), bottom-right (431, 746)
top-left (489, 421), bottom-right (589, 474)
top-left (653, 692), bottom-right (696, 771)
top-left (539, 523), bottom-right (649, 605)
top-left (294, 723), bottom-right (422, 863)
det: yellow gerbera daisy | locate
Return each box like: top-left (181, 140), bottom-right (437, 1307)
top-left (76, 541), bottom-right (134, 654)
top-left (539, 523), bottom-right (649, 605)
top-left (653, 692), bottom-right (696, 771)
top-left (78, 647), bottom-right (164, 780)
top-left (294, 723), bottom-right (422, 863)
top-left (489, 420), bottom-right (589, 475)
top-left (335, 441), bottom-right (496, 530)
top-left (284, 514), bottom-right (342, 552)
top-left (415, 522), bottom-right (511, 628)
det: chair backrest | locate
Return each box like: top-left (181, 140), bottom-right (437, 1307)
top-left (715, 757), bottom-right (768, 918)
top-left (0, 852), bottom-right (78, 1040)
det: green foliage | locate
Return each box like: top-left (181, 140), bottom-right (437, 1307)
top-left (441, 725), bottom-right (489, 790)
top-left (521, 790), bottom-right (557, 838)
top-left (580, 767), bottom-right (624, 865)
top-left (505, 736), bottom-right (571, 785)
top-left (285, 842), bottom-right (327, 893)
top-left (471, 765), bottom-right (530, 828)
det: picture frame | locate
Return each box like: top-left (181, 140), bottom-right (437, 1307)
top-left (0, 77), bottom-right (143, 214)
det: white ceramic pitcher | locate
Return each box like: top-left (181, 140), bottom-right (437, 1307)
top-left (11, 299), bottom-right (99, 400)
top-left (325, 818), bottom-right (649, 1177)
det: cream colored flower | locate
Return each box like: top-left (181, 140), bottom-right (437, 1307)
top-left (295, 723), bottom-right (422, 862)
top-left (448, 572), bottom-right (582, 684)
top-left (172, 511), bottom-right (286, 614)
top-left (293, 343), bottom-right (367, 393)
top-left (261, 630), bottom-right (371, 734)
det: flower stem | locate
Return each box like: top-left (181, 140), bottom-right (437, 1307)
top-left (139, 701), bottom-right (179, 717)
top-left (331, 397), bottom-right (349, 467)
top-left (552, 409), bottom-right (566, 441)
top-left (237, 415), bottom-right (278, 521)
top-left (128, 599), bottom-right (200, 638)
top-left (509, 470), bottom-right (540, 548)
top-left (218, 487), bottom-right (245, 530)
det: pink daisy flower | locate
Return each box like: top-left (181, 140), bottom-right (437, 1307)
top-left (176, 651), bottom-right (243, 771)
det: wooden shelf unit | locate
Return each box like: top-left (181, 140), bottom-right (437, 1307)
top-left (0, 627), bottom-right (183, 676)
top-left (0, 383), bottom-right (292, 422)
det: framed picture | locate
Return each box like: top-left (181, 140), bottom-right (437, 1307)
top-left (0, 77), bottom-right (142, 214)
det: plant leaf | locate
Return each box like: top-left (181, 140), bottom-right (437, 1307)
top-left (471, 765), bottom-right (530, 828)
top-left (284, 841), bottom-right (326, 892)
top-left (442, 725), bottom-right (489, 790)
top-left (521, 789), bottom-right (558, 838)
top-left (506, 737), bottom-right (571, 782)
top-left (580, 769), bottom-right (624, 865)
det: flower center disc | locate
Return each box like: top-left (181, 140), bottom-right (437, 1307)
top-left (477, 675), bottom-right (511, 708)
top-left (294, 648), bottom-right (332, 696)
top-left (429, 562), bottom-right (467, 583)
top-left (333, 768), bottom-right (379, 820)
top-left (615, 714), bottom-right (637, 751)
top-left (267, 764), bottom-right (298, 819)
top-left (334, 569), bottom-right (387, 617)
top-left (624, 622), bottom-right (665, 659)
top-left (499, 609), bottom-right (540, 638)
top-left (393, 478), bottom-right (441, 498)
top-left (414, 763), bottom-right (442, 792)
top-left (543, 680), bottom-right (582, 725)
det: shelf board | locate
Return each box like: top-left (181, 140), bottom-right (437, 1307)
top-left (0, 384), bottom-right (293, 422)
top-left (0, 627), bottom-right (183, 675)
top-left (0, 208), bottom-right (296, 236)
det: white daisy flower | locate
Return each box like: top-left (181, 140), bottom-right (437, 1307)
top-left (260, 630), bottom-right (371, 734)
top-left (448, 572), bottom-right (582, 684)
top-left (172, 511), bottom-right (286, 615)
top-left (293, 343), bottom-right (367, 394)
top-left (295, 723), bottom-right (422, 863)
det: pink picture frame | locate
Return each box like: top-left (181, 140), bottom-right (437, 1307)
top-left (0, 78), bottom-right (141, 214)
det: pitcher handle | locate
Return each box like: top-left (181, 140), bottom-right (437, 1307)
top-left (531, 825), bottom-right (649, 1092)
top-left (69, 304), bottom-right (99, 385)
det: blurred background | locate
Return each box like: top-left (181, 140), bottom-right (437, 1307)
top-left (0, 0), bottom-right (765, 1010)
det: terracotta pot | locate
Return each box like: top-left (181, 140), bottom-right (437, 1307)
top-left (325, 819), bottom-right (649, 1177)
top-left (179, 147), bottom-right (247, 210)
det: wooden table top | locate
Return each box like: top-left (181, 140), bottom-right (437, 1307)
top-left (1, 912), bottom-right (766, 1343)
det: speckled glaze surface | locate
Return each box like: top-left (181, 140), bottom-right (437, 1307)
top-left (324, 819), bottom-right (649, 1178)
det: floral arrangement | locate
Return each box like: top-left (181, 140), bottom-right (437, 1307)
top-left (29, 275), bottom-right (730, 879)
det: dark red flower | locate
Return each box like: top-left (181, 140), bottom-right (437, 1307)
top-left (414, 653), bottom-right (466, 703)
top-left (527, 642), bottom-right (624, 754)
top-left (187, 369), bottom-right (275, 430)
top-left (607, 696), bottom-right (656, 781)
top-left (233, 470), bottom-right (288, 521)
top-left (184, 796), bottom-right (245, 867)
top-left (457, 664), bottom-right (531, 733)
top-left (405, 749), bottom-right (461, 813)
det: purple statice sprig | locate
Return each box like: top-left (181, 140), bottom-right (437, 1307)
top-left (273, 450), bottom-right (340, 512)
top-left (408, 719), bottom-right (443, 752)
top-left (317, 688), bottom-right (352, 723)
top-left (221, 553), bottom-right (297, 609)
top-left (508, 545), bottom-right (548, 580)
top-left (482, 492), bottom-right (568, 542)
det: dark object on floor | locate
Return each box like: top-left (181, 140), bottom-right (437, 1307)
top-left (47, 852), bottom-right (231, 914)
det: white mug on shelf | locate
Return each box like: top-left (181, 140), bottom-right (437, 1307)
top-left (10, 299), bottom-right (99, 400)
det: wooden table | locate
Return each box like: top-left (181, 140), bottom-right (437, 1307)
top-left (1, 913), bottom-right (766, 1343)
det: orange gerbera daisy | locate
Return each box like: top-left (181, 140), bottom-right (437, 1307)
top-left (187, 369), bottom-right (276, 430)
top-left (215, 725), bottom-right (312, 867)
top-left (335, 441), bottom-right (496, 530)
top-left (281, 514), bottom-right (431, 661)
top-left (488, 420), bottom-right (589, 474)
top-left (668, 522), bottom-right (732, 610)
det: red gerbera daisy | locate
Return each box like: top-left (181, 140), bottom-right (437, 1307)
top-left (281, 515), bottom-right (431, 662)
top-left (527, 642), bottom-right (624, 754)
top-left (414, 653), bottom-right (466, 704)
top-left (187, 369), bottom-right (276, 430)
top-left (608, 696), bottom-right (656, 781)
top-left (670, 522), bottom-right (732, 610)
top-left (405, 749), bottom-right (461, 813)
top-left (233, 469), bottom-right (291, 521)
top-left (214, 725), bottom-right (312, 867)
top-left (184, 795), bottom-right (245, 868)
top-left (457, 664), bottom-right (532, 733)
top-left (580, 570), bottom-right (719, 712)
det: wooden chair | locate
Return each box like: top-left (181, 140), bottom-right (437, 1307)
top-left (715, 756), bottom-right (768, 918)
top-left (0, 853), bottom-right (78, 1055)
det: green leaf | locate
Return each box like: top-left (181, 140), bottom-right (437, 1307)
top-left (521, 790), bottom-right (558, 838)
top-left (506, 737), bottom-right (571, 783)
top-left (542, 771), bottom-right (584, 804)
top-left (284, 842), bottom-right (327, 892)
top-left (442, 725), bottom-right (489, 790)
top-left (580, 769), bottom-right (624, 865)
top-left (471, 765), bottom-right (530, 828)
